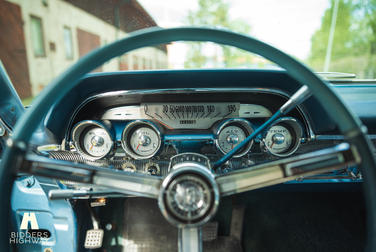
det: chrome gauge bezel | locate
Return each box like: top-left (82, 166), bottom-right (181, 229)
top-left (262, 117), bottom-right (303, 157)
top-left (72, 120), bottom-right (116, 160)
top-left (214, 118), bottom-right (255, 158)
top-left (121, 120), bottom-right (163, 160)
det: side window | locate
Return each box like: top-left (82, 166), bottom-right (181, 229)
top-left (63, 27), bottom-right (73, 60)
top-left (30, 16), bottom-right (46, 57)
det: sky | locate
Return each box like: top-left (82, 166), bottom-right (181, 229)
top-left (138, 0), bottom-right (331, 67)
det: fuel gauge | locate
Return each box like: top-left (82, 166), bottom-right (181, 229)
top-left (122, 120), bottom-right (163, 159)
top-left (72, 120), bottom-right (116, 160)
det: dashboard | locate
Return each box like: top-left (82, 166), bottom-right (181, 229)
top-left (36, 69), bottom-right (376, 185)
top-left (68, 100), bottom-right (303, 168)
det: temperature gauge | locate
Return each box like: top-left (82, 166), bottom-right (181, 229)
top-left (264, 125), bottom-right (293, 154)
top-left (122, 120), bottom-right (162, 159)
top-left (262, 117), bottom-right (303, 157)
top-left (72, 121), bottom-right (115, 160)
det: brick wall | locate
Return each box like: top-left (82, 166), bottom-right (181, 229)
top-left (0, 0), bottom-right (31, 99)
top-left (76, 27), bottom-right (102, 72)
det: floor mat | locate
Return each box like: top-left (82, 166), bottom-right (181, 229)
top-left (237, 191), bottom-right (366, 252)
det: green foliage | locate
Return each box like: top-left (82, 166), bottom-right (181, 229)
top-left (309, 0), bottom-right (376, 77)
top-left (184, 0), bottom-right (252, 68)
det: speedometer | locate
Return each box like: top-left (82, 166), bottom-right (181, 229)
top-left (140, 102), bottom-right (240, 129)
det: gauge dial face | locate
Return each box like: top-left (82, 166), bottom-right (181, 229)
top-left (218, 125), bottom-right (247, 154)
top-left (82, 127), bottom-right (113, 157)
top-left (128, 127), bottom-right (160, 157)
top-left (264, 125), bottom-right (293, 154)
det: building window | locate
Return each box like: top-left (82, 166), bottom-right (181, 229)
top-left (63, 27), bottom-right (73, 59)
top-left (119, 54), bottom-right (128, 70)
top-left (133, 55), bottom-right (138, 70)
top-left (30, 16), bottom-right (46, 57)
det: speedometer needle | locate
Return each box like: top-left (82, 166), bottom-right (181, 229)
top-left (90, 144), bottom-right (94, 150)
top-left (270, 142), bottom-right (275, 148)
top-left (136, 143), bottom-right (140, 150)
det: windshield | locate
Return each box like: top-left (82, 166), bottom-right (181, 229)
top-left (0, 0), bottom-right (375, 105)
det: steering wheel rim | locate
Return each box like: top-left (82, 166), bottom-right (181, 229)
top-left (1, 27), bottom-right (375, 251)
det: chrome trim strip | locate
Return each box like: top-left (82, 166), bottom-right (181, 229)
top-left (20, 154), bottom-right (162, 198)
top-left (215, 143), bottom-right (358, 196)
top-left (64, 88), bottom-right (316, 144)
top-left (316, 134), bottom-right (376, 140)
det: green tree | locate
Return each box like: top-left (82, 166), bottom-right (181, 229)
top-left (309, 0), bottom-right (376, 77)
top-left (184, 0), bottom-right (252, 68)
top-left (309, 0), bottom-right (354, 65)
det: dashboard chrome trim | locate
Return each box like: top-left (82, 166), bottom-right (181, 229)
top-left (64, 88), bottom-right (316, 147)
top-left (316, 135), bottom-right (376, 140)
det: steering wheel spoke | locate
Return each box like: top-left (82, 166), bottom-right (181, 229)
top-left (179, 227), bottom-right (202, 252)
top-left (18, 154), bottom-right (162, 198)
top-left (216, 143), bottom-right (360, 196)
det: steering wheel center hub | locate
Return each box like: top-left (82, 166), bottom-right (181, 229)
top-left (159, 163), bottom-right (220, 228)
top-left (168, 175), bottom-right (211, 221)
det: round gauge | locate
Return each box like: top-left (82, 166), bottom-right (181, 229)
top-left (129, 127), bottom-right (159, 157)
top-left (264, 125), bottom-right (293, 154)
top-left (82, 127), bottom-right (113, 157)
top-left (218, 125), bottom-right (247, 153)
top-left (72, 120), bottom-right (115, 160)
top-left (215, 119), bottom-right (254, 158)
top-left (122, 120), bottom-right (162, 159)
top-left (262, 117), bottom-right (303, 157)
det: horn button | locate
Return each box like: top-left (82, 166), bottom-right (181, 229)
top-left (159, 163), bottom-right (220, 227)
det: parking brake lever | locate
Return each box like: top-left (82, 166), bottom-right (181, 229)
top-left (213, 85), bottom-right (312, 169)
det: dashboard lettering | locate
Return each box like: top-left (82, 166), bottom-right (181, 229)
top-left (180, 120), bottom-right (196, 124)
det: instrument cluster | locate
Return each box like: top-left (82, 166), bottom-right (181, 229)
top-left (70, 102), bottom-right (305, 163)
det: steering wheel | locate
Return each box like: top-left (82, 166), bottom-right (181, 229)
top-left (1, 27), bottom-right (376, 252)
